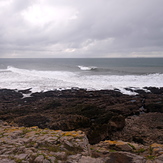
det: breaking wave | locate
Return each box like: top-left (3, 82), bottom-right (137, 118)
top-left (78, 65), bottom-right (97, 71)
top-left (0, 66), bottom-right (163, 95)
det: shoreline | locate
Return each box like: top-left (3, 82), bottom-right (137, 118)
top-left (0, 87), bottom-right (163, 162)
top-left (1, 85), bottom-right (163, 96)
top-left (0, 87), bottom-right (162, 145)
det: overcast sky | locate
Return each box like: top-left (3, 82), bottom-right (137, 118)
top-left (0, 0), bottom-right (163, 58)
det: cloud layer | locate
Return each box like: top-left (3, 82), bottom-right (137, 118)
top-left (0, 0), bottom-right (163, 58)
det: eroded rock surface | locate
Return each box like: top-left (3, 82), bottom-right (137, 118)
top-left (0, 121), bottom-right (163, 163)
top-left (0, 121), bottom-right (90, 163)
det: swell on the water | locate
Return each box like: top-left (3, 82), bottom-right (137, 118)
top-left (0, 66), bottom-right (163, 95)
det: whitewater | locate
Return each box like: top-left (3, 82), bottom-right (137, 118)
top-left (0, 60), bottom-right (163, 95)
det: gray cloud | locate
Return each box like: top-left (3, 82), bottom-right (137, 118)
top-left (0, 0), bottom-right (163, 58)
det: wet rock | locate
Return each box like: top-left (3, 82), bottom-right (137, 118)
top-left (0, 89), bottom-right (23, 101)
top-left (109, 115), bottom-right (125, 131)
top-left (18, 88), bottom-right (32, 94)
top-left (0, 88), bottom-right (163, 146)
top-left (16, 115), bottom-right (49, 128)
top-left (87, 124), bottom-right (109, 144)
top-left (144, 87), bottom-right (163, 94)
top-left (146, 103), bottom-right (163, 113)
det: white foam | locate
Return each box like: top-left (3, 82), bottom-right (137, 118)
top-left (78, 65), bottom-right (97, 71)
top-left (22, 93), bottom-right (32, 98)
top-left (7, 66), bottom-right (76, 79)
top-left (0, 66), bottom-right (163, 95)
top-left (0, 69), bottom-right (10, 72)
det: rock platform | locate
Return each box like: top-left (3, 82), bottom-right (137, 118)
top-left (0, 121), bottom-right (163, 163)
top-left (0, 87), bottom-right (163, 162)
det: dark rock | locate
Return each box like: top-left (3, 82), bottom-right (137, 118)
top-left (95, 111), bottom-right (115, 124)
top-left (87, 124), bottom-right (109, 144)
top-left (50, 115), bottom-right (91, 131)
top-left (16, 115), bottom-right (49, 128)
top-left (0, 88), bottom-right (163, 145)
top-left (75, 104), bottom-right (103, 118)
top-left (18, 88), bottom-right (32, 94)
top-left (43, 100), bottom-right (61, 110)
top-left (0, 89), bottom-right (23, 101)
top-left (109, 115), bottom-right (125, 131)
top-left (132, 136), bottom-right (145, 144)
top-left (144, 87), bottom-right (163, 94)
top-left (146, 103), bottom-right (163, 113)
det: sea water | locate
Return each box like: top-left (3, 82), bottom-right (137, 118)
top-left (0, 58), bottom-right (163, 95)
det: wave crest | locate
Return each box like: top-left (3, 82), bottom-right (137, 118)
top-left (0, 66), bottom-right (163, 95)
top-left (78, 65), bottom-right (97, 71)
top-left (7, 66), bottom-right (76, 79)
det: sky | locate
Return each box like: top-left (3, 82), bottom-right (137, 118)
top-left (0, 0), bottom-right (163, 58)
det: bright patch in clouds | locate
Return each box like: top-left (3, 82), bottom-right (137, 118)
top-left (22, 4), bottom-right (78, 26)
top-left (64, 48), bottom-right (76, 53)
top-left (0, 0), bottom-right (12, 7)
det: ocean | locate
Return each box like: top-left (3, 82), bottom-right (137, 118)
top-left (0, 58), bottom-right (163, 95)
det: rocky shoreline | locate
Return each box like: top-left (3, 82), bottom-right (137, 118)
top-left (0, 87), bottom-right (163, 162)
